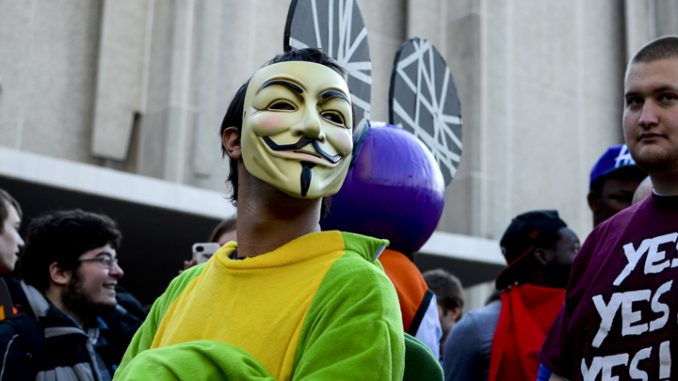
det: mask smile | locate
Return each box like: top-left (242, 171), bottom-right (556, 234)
top-left (262, 136), bottom-right (342, 165)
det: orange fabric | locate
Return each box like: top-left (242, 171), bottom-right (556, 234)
top-left (0, 306), bottom-right (16, 320)
top-left (379, 249), bottom-right (428, 332)
top-left (488, 284), bottom-right (565, 381)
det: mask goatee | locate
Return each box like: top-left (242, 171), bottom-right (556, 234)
top-left (300, 162), bottom-right (316, 197)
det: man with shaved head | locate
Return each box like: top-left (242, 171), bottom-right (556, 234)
top-left (542, 36), bottom-right (678, 381)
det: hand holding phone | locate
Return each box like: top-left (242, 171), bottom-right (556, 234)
top-left (192, 242), bottom-right (221, 264)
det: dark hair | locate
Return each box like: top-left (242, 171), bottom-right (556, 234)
top-left (632, 35), bottom-right (678, 64)
top-left (495, 210), bottom-right (567, 289)
top-left (208, 217), bottom-right (237, 243)
top-left (422, 269), bottom-right (464, 315)
top-left (220, 82), bottom-right (249, 204)
top-left (219, 48), bottom-right (347, 204)
top-left (20, 210), bottom-right (122, 293)
top-left (0, 188), bottom-right (22, 234)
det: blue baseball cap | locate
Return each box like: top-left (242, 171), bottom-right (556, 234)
top-left (589, 144), bottom-right (644, 186)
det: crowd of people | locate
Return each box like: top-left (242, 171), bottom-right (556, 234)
top-left (0, 195), bottom-right (146, 380)
top-left (0, 35), bottom-right (676, 380)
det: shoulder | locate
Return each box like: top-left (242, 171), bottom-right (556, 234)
top-left (0, 315), bottom-right (23, 341)
top-left (445, 301), bottom-right (501, 355)
top-left (568, 198), bottom-right (647, 285)
top-left (0, 313), bottom-right (40, 336)
top-left (0, 313), bottom-right (43, 358)
top-left (160, 264), bottom-right (206, 301)
top-left (310, 243), bottom-right (401, 325)
top-left (320, 233), bottom-right (392, 286)
top-left (340, 231), bottom-right (390, 262)
top-left (0, 314), bottom-right (42, 381)
top-left (586, 194), bottom-right (657, 242)
top-left (443, 304), bottom-right (500, 379)
top-left (455, 301), bottom-right (501, 334)
top-left (324, 247), bottom-right (394, 297)
top-left (468, 301), bottom-right (501, 321)
top-left (140, 263), bottom-right (207, 328)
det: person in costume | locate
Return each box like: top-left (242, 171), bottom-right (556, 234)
top-left (442, 210), bottom-right (579, 381)
top-left (542, 35), bottom-right (678, 381)
top-left (114, 48), bottom-right (405, 380)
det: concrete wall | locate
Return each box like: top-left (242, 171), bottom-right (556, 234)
top-left (1, 0), bottom-right (675, 251)
top-left (404, 0), bottom-right (627, 243)
top-left (0, 0), bottom-right (101, 163)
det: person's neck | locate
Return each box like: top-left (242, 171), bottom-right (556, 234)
top-left (44, 287), bottom-right (85, 327)
top-left (650, 170), bottom-right (678, 196)
top-left (236, 183), bottom-right (322, 258)
top-left (519, 270), bottom-right (568, 289)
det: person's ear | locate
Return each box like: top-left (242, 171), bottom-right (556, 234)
top-left (587, 191), bottom-right (600, 212)
top-left (533, 248), bottom-right (553, 266)
top-left (222, 126), bottom-right (242, 160)
top-left (48, 261), bottom-right (72, 286)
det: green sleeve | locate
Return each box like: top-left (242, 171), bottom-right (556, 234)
top-left (291, 252), bottom-right (405, 380)
top-left (114, 264), bottom-right (206, 378)
top-left (113, 340), bottom-right (276, 381)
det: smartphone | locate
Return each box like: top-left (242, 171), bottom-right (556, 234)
top-left (192, 242), bottom-right (221, 264)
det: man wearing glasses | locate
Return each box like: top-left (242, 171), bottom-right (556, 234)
top-left (0, 209), bottom-right (124, 381)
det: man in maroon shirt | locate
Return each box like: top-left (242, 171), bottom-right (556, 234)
top-left (542, 36), bottom-right (678, 381)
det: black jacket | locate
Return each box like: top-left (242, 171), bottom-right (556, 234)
top-left (0, 284), bottom-right (112, 381)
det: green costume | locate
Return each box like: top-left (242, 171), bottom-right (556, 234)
top-left (115, 231), bottom-right (405, 380)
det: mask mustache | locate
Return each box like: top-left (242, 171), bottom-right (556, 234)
top-left (262, 136), bottom-right (342, 164)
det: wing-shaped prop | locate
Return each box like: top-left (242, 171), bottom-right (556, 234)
top-left (284, 0), bottom-right (372, 137)
top-left (390, 37), bottom-right (463, 186)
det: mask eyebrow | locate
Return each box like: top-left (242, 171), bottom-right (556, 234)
top-left (259, 79), bottom-right (304, 95)
top-left (320, 89), bottom-right (350, 103)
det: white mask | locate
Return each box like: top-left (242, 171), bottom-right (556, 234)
top-left (241, 61), bottom-right (353, 198)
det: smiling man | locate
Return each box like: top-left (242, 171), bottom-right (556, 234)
top-left (115, 48), bottom-right (404, 381)
top-left (0, 209), bottom-right (124, 381)
top-left (542, 36), bottom-right (678, 381)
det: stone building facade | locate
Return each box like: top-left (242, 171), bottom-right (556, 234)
top-left (1, 0), bottom-right (676, 306)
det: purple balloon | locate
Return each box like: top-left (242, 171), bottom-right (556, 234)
top-left (322, 123), bottom-right (445, 253)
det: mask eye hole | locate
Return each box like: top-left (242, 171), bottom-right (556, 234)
top-left (268, 100), bottom-right (296, 111)
top-left (321, 111), bottom-right (345, 126)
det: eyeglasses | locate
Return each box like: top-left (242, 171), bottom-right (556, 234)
top-left (78, 254), bottom-right (118, 270)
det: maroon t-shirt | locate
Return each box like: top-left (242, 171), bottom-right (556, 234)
top-left (541, 193), bottom-right (678, 380)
